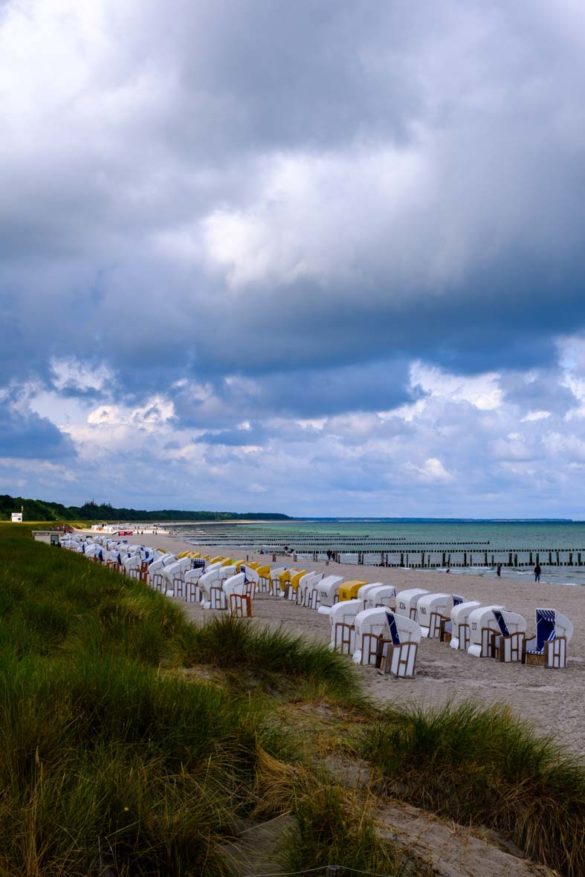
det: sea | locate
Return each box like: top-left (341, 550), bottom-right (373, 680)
top-left (172, 518), bottom-right (585, 587)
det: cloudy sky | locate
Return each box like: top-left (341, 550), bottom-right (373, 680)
top-left (2, 0), bottom-right (585, 517)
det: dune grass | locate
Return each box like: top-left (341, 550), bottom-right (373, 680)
top-left (0, 527), bottom-right (373, 874)
top-left (183, 614), bottom-right (364, 705)
top-left (0, 529), bottom-right (269, 874)
top-left (283, 774), bottom-right (406, 876)
top-left (362, 702), bottom-right (585, 876)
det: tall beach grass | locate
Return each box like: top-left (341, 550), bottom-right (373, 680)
top-left (362, 702), bottom-right (585, 876)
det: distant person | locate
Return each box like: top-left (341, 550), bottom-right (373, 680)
top-left (534, 562), bottom-right (542, 583)
top-left (496, 563), bottom-right (502, 577)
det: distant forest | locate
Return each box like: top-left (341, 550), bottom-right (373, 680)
top-left (0, 495), bottom-right (289, 523)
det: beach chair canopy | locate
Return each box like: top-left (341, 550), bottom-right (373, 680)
top-left (329, 598), bottom-right (363, 628)
top-left (223, 572), bottom-right (246, 597)
top-left (364, 584), bottom-right (396, 609)
top-left (385, 610), bottom-right (423, 645)
top-left (352, 607), bottom-right (393, 664)
top-left (395, 588), bottom-right (430, 618)
top-left (357, 582), bottom-right (384, 604)
top-left (316, 575), bottom-right (344, 613)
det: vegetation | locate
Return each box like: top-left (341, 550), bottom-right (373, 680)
top-left (183, 614), bottom-right (364, 705)
top-left (0, 526), bottom-right (382, 876)
top-left (0, 493), bottom-right (290, 522)
top-left (362, 702), bottom-right (585, 877)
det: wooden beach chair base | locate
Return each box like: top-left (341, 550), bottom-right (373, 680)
top-left (375, 638), bottom-right (418, 678)
top-left (229, 594), bottom-right (253, 617)
top-left (209, 586), bottom-right (227, 610)
top-left (359, 633), bottom-right (382, 666)
top-left (332, 622), bottom-right (355, 655)
top-left (439, 617), bottom-right (452, 644)
top-left (494, 632), bottom-right (525, 663)
top-left (523, 637), bottom-right (567, 669)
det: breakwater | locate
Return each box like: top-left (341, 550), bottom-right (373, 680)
top-left (168, 519), bottom-right (585, 569)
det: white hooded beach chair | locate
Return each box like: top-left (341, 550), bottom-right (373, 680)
top-left (492, 608), bottom-right (527, 662)
top-left (522, 608), bottom-right (573, 669)
top-left (309, 576), bottom-right (343, 615)
top-left (199, 565), bottom-right (237, 609)
top-left (449, 601), bottom-right (481, 650)
top-left (467, 605), bottom-right (526, 660)
top-left (183, 559), bottom-right (212, 602)
top-left (223, 572), bottom-right (253, 616)
top-left (353, 607), bottom-right (393, 666)
top-left (375, 611), bottom-right (422, 678)
top-left (356, 582), bottom-right (384, 607)
top-left (148, 554), bottom-right (176, 589)
top-left (395, 588), bottom-right (430, 620)
top-left (363, 584), bottom-right (396, 610)
top-left (260, 566), bottom-right (287, 596)
top-left (417, 593), bottom-right (465, 639)
top-left (297, 571), bottom-right (324, 608)
top-left (161, 556), bottom-right (194, 597)
top-left (122, 552), bottom-right (146, 580)
top-left (317, 576), bottom-right (346, 614)
top-left (242, 565), bottom-right (260, 593)
top-left (329, 599), bottom-right (363, 654)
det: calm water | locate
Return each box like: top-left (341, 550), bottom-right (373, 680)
top-left (226, 518), bottom-right (585, 551)
top-left (174, 518), bottom-right (585, 586)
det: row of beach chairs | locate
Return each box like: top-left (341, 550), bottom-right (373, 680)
top-left (60, 536), bottom-right (574, 677)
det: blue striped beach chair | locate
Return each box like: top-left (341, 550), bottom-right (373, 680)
top-left (374, 610), bottom-right (421, 678)
top-left (492, 608), bottom-right (526, 662)
top-left (522, 608), bottom-right (573, 669)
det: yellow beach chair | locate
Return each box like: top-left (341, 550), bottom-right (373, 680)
top-left (337, 580), bottom-right (368, 602)
top-left (290, 570), bottom-right (307, 593)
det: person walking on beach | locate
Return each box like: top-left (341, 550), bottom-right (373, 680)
top-left (534, 562), bottom-right (542, 582)
top-left (496, 563), bottom-right (502, 577)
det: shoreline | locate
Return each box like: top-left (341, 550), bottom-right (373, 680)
top-left (120, 530), bottom-right (585, 755)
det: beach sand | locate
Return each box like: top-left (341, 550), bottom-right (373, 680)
top-left (126, 532), bottom-right (585, 756)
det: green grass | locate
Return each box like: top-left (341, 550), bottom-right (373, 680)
top-left (0, 529), bottom-right (271, 874)
top-left (0, 527), bottom-right (373, 874)
top-left (362, 702), bottom-right (585, 877)
top-left (183, 614), bottom-right (364, 704)
top-left (284, 776), bottom-right (404, 875)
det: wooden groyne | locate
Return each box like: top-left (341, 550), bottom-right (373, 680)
top-left (175, 531), bottom-right (585, 568)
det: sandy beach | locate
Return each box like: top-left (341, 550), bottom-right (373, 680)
top-left (126, 532), bottom-right (585, 757)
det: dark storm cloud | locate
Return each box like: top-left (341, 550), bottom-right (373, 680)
top-left (169, 358), bottom-right (416, 429)
top-left (0, 396), bottom-right (76, 459)
top-left (1, 0), bottom-right (585, 403)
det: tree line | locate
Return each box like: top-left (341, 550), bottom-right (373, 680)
top-left (0, 495), bottom-right (289, 523)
